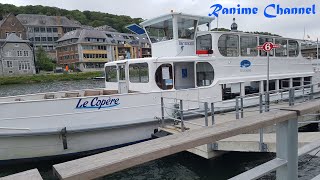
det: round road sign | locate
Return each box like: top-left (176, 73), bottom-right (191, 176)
top-left (257, 42), bottom-right (280, 52)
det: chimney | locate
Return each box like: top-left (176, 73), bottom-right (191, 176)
top-left (56, 16), bottom-right (61, 26)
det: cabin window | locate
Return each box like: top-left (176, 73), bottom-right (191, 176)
top-left (293, 78), bottom-right (301, 87)
top-left (279, 79), bottom-right (290, 89)
top-left (218, 34), bottom-right (239, 57)
top-left (240, 36), bottom-right (258, 56)
top-left (129, 63), bottom-right (149, 83)
top-left (155, 64), bottom-right (173, 90)
top-left (244, 81), bottom-right (260, 95)
top-left (259, 37), bottom-right (274, 56)
top-left (196, 62), bottom-right (214, 87)
top-left (264, 80), bottom-right (276, 91)
top-left (288, 40), bottom-right (299, 57)
top-left (275, 39), bottom-right (288, 57)
top-left (304, 77), bottom-right (311, 85)
top-left (105, 66), bottom-right (117, 82)
top-left (177, 17), bottom-right (197, 39)
top-left (222, 84), bottom-right (240, 100)
top-left (301, 42), bottom-right (315, 59)
top-left (196, 34), bottom-right (212, 50)
top-left (145, 19), bottom-right (173, 42)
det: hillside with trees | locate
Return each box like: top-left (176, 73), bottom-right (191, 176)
top-left (0, 3), bottom-right (143, 33)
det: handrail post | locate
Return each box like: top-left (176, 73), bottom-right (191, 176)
top-left (265, 92), bottom-right (270, 112)
top-left (240, 97), bottom-right (244, 118)
top-left (211, 102), bottom-right (215, 125)
top-left (276, 118), bottom-right (298, 180)
top-left (180, 100), bottom-right (184, 132)
top-left (259, 93), bottom-right (263, 114)
top-left (259, 93), bottom-right (265, 152)
top-left (310, 84), bottom-right (314, 100)
top-left (161, 97), bottom-right (164, 128)
top-left (289, 88), bottom-right (295, 106)
top-left (204, 102), bottom-right (208, 126)
top-left (236, 96), bottom-right (239, 119)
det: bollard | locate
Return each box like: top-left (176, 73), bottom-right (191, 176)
top-left (211, 102), bottom-right (215, 125)
top-left (180, 100), bottom-right (184, 132)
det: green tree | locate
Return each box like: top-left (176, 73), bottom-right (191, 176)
top-left (211, 28), bottom-right (231, 31)
top-left (0, 3), bottom-right (144, 33)
top-left (35, 47), bottom-right (55, 71)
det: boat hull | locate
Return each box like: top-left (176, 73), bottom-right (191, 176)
top-left (0, 121), bottom-right (158, 161)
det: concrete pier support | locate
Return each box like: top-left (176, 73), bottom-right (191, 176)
top-left (276, 118), bottom-right (298, 180)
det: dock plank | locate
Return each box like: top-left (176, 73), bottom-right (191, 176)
top-left (53, 100), bottom-right (320, 180)
top-left (0, 169), bottom-right (43, 180)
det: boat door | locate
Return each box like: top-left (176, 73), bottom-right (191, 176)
top-left (117, 63), bottom-right (129, 94)
top-left (174, 62), bottom-right (199, 110)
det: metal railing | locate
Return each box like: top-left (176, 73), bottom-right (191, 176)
top-left (159, 97), bottom-right (214, 131)
top-left (159, 83), bottom-right (320, 153)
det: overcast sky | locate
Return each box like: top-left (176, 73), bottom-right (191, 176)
top-left (2, 0), bottom-right (320, 41)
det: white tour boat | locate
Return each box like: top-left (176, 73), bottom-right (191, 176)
top-left (0, 12), bottom-right (319, 161)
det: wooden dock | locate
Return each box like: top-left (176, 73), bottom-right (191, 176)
top-left (52, 100), bottom-right (320, 180)
top-left (0, 169), bottom-right (43, 180)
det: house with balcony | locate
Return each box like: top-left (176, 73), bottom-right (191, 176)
top-left (56, 28), bottom-right (153, 72)
top-left (56, 29), bottom-right (113, 72)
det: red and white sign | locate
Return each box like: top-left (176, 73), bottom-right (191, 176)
top-left (257, 42), bottom-right (280, 52)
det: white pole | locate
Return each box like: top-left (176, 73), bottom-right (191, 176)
top-left (317, 38), bottom-right (319, 61)
top-left (266, 51), bottom-right (270, 111)
top-left (216, 13), bottom-right (219, 31)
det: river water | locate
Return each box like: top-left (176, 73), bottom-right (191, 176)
top-left (0, 80), bottom-right (320, 180)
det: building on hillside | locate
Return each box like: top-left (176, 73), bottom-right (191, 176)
top-left (56, 29), bottom-right (152, 72)
top-left (0, 33), bottom-right (35, 76)
top-left (56, 29), bottom-right (112, 72)
top-left (103, 31), bottom-right (151, 60)
top-left (16, 14), bottom-right (81, 60)
top-left (301, 44), bottom-right (319, 59)
top-left (0, 13), bottom-right (27, 40)
top-left (94, 25), bottom-right (117, 32)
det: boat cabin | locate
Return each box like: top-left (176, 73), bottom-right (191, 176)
top-left (104, 12), bottom-right (314, 103)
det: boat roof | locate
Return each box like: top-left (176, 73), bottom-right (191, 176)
top-left (104, 56), bottom-right (213, 67)
top-left (140, 12), bottom-right (215, 27)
